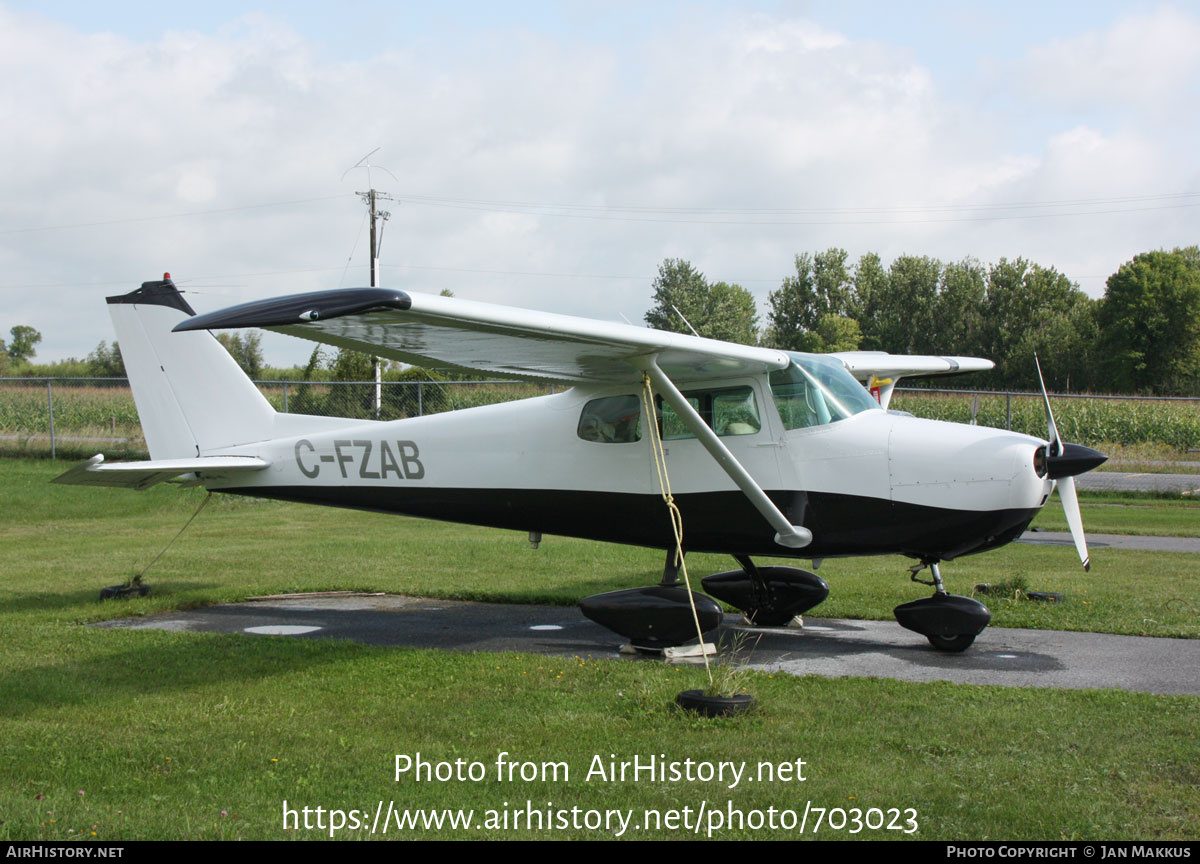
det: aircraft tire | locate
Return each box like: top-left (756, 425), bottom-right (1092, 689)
top-left (926, 633), bottom-right (976, 652)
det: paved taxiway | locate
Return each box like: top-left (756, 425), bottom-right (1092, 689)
top-left (95, 591), bottom-right (1200, 696)
top-left (1077, 471), bottom-right (1200, 494)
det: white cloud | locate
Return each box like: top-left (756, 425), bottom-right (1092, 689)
top-left (1022, 5), bottom-right (1200, 112)
top-left (0, 4), bottom-right (1195, 365)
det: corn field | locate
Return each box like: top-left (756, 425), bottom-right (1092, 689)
top-left (0, 378), bottom-right (553, 459)
top-left (2, 378), bottom-right (1198, 460)
top-left (891, 390), bottom-right (1200, 451)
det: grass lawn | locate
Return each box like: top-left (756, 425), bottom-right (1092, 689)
top-left (1029, 492), bottom-right (1200, 538)
top-left (1, 458), bottom-right (1197, 840)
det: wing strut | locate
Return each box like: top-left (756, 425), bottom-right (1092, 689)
top-left (635, 356), bottom-right (812, 549)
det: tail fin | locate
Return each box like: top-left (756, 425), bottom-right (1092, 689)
top-left (109, 277), bottom-right (276, 459)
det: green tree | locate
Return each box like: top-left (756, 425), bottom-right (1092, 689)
top-left (981, 258), bottom-right (1097, 390)
top-left (764, 249), bottom-right (854, 351)
top-left (764, 253), bottom-right (815, 349)
top-left (216, 331), bottom-right (265, 379)
top-left (936, 259), bottom-right (987, 356)
top-left (329, 347), bottom-right (375, 381)
top-left (849, 252), bottom-right (888, 349)
top-left (645, 259), bottom-right (712, 335)
top-left (813, 248), bottom-right (853, 320)
top-left (289, 347), bottom-right (326, 415)
top-left (328, 347), bottom-right (379, 418)
top-left (644, 259), bottom-right (758, 345)
top-left (7, 325), bottom-right (41, 363)
top-left (812, 314), bottom-right (862, 352)
top-left (1096, 249), bottom-right (1200, 394)
top-left (87, 340), bottom-right (126, 377)
top-left (705, 281), bottom-right (759, 345)
top-left (863, 255), bottom-right (942, 355)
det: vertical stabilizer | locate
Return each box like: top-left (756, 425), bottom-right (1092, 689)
top-left (108, 277), bottom-right (276, 459)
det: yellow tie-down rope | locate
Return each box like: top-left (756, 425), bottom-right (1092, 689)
top-left (640, 373), bottom-right (713, 682)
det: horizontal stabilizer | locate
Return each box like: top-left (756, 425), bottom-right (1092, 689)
top-left (53, 454), bottom-right (270, 491)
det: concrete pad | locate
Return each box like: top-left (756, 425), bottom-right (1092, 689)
top-left (93, 595), bottom-right (1200, 696)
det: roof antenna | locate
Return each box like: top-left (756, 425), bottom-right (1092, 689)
top-left (671, 303), bottom-right (701, 338)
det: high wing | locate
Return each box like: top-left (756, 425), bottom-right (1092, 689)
top-left (827, 351), bottom-right (994, 409)
top-left (175, 288), bottom-right (789, 385)
top-left (54, 454), bottom-right (270, 490)
top-left (828, 351), bottom-right (994, 381)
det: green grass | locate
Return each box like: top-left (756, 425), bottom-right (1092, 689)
top-left (1, 458), bottom-right (1198, 840)
top-left (1030, 493), bottom-right (1200, 537)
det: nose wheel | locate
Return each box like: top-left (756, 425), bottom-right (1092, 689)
top-left (893, 561), bottom-right (991, 652)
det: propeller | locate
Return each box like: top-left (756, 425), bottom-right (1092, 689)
top-left (1034, 357), bottom-right (1107, 571)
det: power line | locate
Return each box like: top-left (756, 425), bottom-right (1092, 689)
top-left (0, 194), bottom-right (355, 235)
top-left (397, 189), bottom-right (1200, 216)
top-left (394, 192), bottom-right (1200, 226)
top-left (3, 188), bottom-right (1195, 236)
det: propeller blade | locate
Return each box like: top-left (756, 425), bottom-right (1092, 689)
top-left (1057, 475), bottom-right (1090, 571)
top-left (1034, 355), bottom-right (1061, 457)
top-left (1035, 355), bottom-right (1095, 571)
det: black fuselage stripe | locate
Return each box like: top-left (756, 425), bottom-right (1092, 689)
top-left (220, 486), bottom-right (1037, 561)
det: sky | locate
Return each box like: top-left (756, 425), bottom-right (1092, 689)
top-left (2, 0), bottom-right (1198, 367)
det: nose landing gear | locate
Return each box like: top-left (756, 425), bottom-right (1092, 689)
top-left (893, 561), bottom-right (991, 652)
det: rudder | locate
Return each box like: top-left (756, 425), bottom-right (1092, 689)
top-left (108, 277), bottom-right (276, 459)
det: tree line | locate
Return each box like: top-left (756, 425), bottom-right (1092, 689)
top-left (5, 248), bottom-right (1198, 396)
top-left (644, 247), bottom-right (1200, 395)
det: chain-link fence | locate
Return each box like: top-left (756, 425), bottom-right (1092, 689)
top-left (2, 377), bottom-right (1197, 462)
top-left (0, 377), bottom-right (555, 460)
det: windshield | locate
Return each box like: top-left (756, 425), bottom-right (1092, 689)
top-left (770, 353), bottom-right (880, 430)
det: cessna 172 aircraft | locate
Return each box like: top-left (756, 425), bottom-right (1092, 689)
top-left (56, 276), bottom-right (1106, 652)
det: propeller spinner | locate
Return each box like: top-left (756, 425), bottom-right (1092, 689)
top-left (1034, 357), bottom-right (1107, 570)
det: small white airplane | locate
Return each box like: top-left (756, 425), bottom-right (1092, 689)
top-left (56, 275), bottom-right (1106, 652)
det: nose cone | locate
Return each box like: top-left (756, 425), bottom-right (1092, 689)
top-left (1044, 443), bottom-right (1108, 479)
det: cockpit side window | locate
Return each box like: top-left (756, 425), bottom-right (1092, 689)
top-left (577, 395), bottom-right (642, 443)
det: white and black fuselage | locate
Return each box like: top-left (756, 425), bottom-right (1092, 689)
top-left (203, 383), bottom-right (1051, 563)
top-left (61, 278), bottom-right (1092, 570)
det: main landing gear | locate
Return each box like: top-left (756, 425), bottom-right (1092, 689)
top-left (579, 550), bottom-right (723, 652)
top-left (893, 560), bottom-right (991, 652)
top-left (701, 555), bottom-right (829, 626)
top-left (580, 550), bottom-right (829, 650)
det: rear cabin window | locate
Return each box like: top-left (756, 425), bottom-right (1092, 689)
top-left (577, 395), bottom-right (642, 443)
top-left (657, 386), bottom-right (761, 440)
top-left (577, 386), bottom-right (762, 443)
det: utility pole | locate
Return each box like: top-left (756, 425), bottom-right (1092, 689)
top-left (365, 187), bottom-right (390, 290)
top-left (360, 186), bottom-right (392, 418)
top-left (347, 149), bottom-right (396, 419)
